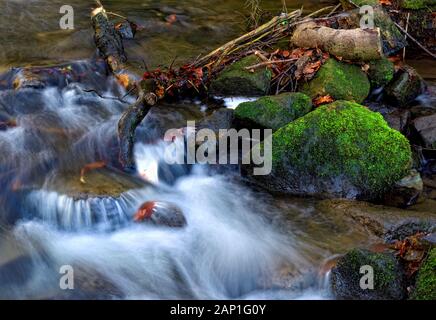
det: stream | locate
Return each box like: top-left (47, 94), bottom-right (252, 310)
top-left (0, 0), bottom-right (434, 300)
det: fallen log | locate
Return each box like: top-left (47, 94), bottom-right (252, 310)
top-left (91, 4), bottom-right (126, 73)
top-left (118, 83), bottom-right (158, 169)
top-left (291, 21), bottom-right (383, 61)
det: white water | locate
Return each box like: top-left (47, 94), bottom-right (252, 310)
top-left (12, 172), bottom-right (314, 299)
top-left (0, 73), bottom-right (328, 299)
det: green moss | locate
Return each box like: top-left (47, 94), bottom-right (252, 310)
top-left (341, 249), bottom-right (397, 290)
top-left (235, 92), bottom-right (312, 131)
top-left (402, 0), bottom-right (436, 10)
top-left (411, 248), bottom-right (436, 300)
top-left (368, 58), bottom-right (395, 88)
top-left (301, 59), bottom-right (370, 104)
top-left (210, 55), bottom-right (272, 96)
top-left (272, 101), bottom-right (412, 195)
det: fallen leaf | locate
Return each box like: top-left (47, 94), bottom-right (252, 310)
top-left (313, 95), bottom-right (334, 106)
top-left (116, 74), bottom-right (130, 88)
top-left (80, 161), bottom-right (106, 184)
top-left (166, 14), bottom-right (177, 25)
top-left (361, 64), bottom-right (370, 72)
top-left (134, 201), bottom-right (156, 222)
top-left (303, 60), bottom-right (322, 75)
top-left (379, 0), bottom-right (392, 5)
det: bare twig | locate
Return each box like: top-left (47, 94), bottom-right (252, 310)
top-left (244, 58), bottom-right (298, 70)
top-left (394, 21), bottom-right (436, 59)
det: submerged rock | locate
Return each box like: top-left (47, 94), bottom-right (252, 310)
top-left (410, 248), bottom-right (436, 300)
top-left (367, 58), bottom-right (395, 88)
top-left (210, 55), bottom-right (272, 96)
top-left (234, 92), bottom-right (312, 131)
top-left (316, 199), bottom-right (436, 241)
top-left (25, 168), bottom-right (150, 230)
top-left (331, 249), bottom-right (406, 300)
top-left (301, 58), bottom-right (370, 104)
top-left (412, 114), bottom-right (436, 149)
top-left (383, 169), bottom-right (424, 208)
top-left (385, 66), bottom-right (426, 107)
top-left (257, 101), bottom-right (412, 199)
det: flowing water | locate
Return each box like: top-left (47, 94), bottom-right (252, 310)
top-left (0, 0), bottom-right (433, 300)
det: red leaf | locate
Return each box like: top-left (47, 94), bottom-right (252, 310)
top-left (134, 201), bottom-right (156, 222)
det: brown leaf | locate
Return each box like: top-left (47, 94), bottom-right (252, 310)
top-left (379, 0), bottom-right (392, 5)
top-left (80, 161), bottom-right (106, 184)
top-left (116, 74), bottom-right (130, 89)
top-left (313, 95), bottom-right (334, 106)
top-left (134, 201), bottom-right (156, 222)
top-left (303, 60), bottom-right (322, 75)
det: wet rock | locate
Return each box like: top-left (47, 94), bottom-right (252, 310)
top-left (134, 201), bottom-right (187, 228)
top-left (2, 60), bottom-right (109, 92)
top-left (197, 108), bottom-right (235, 134)
top-left (62, 265), bottom-right (124, 299)
top-left (368, 58), bottom-right (395, 88)
top-left (24, 168), bottom-right (150, 230)
top-left (254, 101), bottom-right (412, 199)
top-left (383, 169), bottom-right (424, 208)
top-left (234, 93), bottom-right (312, 131)
top-left (412, 114), bottom-right (436, 149)
top-left (367, 102), bottom-right (411, 133)
top-left (301, 58), bottom-right (370, 104)
top-left (136, 102), bottom-right (204, 143)
top-left (410, 248), bottom-right (436, 300)
top-left (385, 66), bottom-right (426, 107)
top-left (210, 55), bottom-right (272, 96)
top-left (316, 199), bottom-right (436, 241)
top-left (331, 249), bottom-right (406, 300)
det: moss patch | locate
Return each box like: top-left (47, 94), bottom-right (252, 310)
top-left (272, 101), bottom-right (412, 196)
top-left (210, 55), bottom-right (272, 96)
top-left (411, 248), bottom-right (436, 300)
top-left (331, 248), bottom-right (406, 299)
top-left (301, 59), bottom-right (370, 104)
top-left (235, 92), bottom-right (312, 131)
top-left (368, 58), bottom-right (395, 88)
top-left (401, 0), bottom-right (436, 10)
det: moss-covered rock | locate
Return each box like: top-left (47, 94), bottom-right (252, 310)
top-left (263, 101), bottom-right (412, 198)
top-left (234, 93), bottom-right (312, 131)
top-left (411, 248), bottom-right (436, 300)
top-left (368, 58), bottom-right (395, 88)
top-left (331, 249), bottom-right (406, 300)
top-left (209, 55), bottom-right (272, 96)
top-left (385, 66), bottom-right (426, 107)
top-left (401, 0), bottom-right (436, 10)
top-left (301, 59), bottom-right (370, 104)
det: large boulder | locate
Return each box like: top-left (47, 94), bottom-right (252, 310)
top-left (410, 248), bottom-right (436, 300)
top-left (330, 249), bottom-right (406, 300)
top-left (234, 92), bottom-right (312, 131)
top-left (209, 55), bottom-right (272, 96)
top-left (301, 59), bottom-right (370, 104)
top-left (260, 101), bottom-right (412, 198)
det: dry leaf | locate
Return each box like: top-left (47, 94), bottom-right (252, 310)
top-left (313, 95), bottom-right (334, 106)
top-left (116, 73), bottom-right (130, 88)
top-left (134, 201), bottom-right (156, 222)
top-left (80, 161), bottom-right (106, 184)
